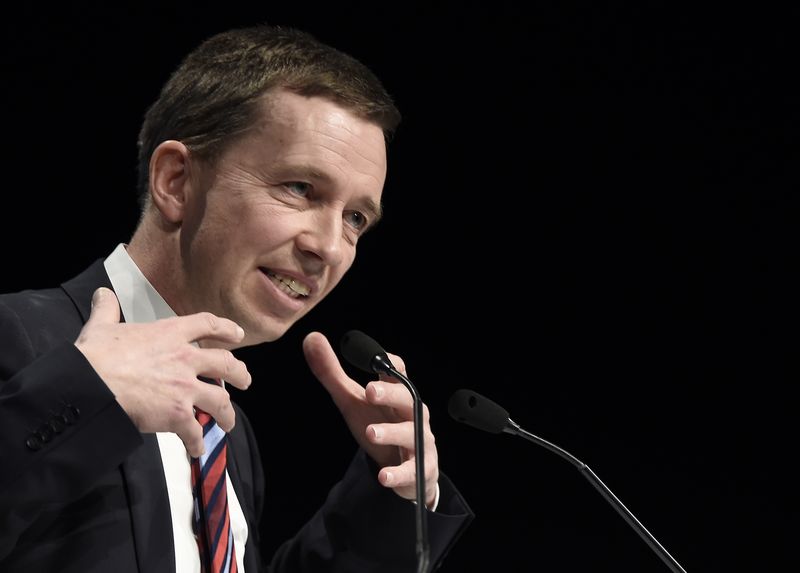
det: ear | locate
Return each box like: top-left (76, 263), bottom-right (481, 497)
top-left (148, 140), bottom-right (193, 224)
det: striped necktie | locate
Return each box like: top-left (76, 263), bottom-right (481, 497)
top-left (191, 377), bottom-right (237, 573)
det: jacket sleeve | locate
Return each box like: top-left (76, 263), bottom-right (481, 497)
top-left (0, 301), bottom-right (142, 560)
top-left (265, 447), bottom-right (475, 572)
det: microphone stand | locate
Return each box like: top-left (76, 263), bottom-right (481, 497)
top-left (339, 330), bottom-right (431, 573)
top-left (505, 419), bottom-right (687, 573)
top-left (372, 357), bottom-right (431, 573)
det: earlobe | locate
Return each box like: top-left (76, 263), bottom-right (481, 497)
top-left (149, 140), bottom-right (192, 224)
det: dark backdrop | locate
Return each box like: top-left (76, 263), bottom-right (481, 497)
top-left (2, 3), bottom-right (795, 572)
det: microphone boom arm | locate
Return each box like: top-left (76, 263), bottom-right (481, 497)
top-left (505, 419), bottom-right (687, 573)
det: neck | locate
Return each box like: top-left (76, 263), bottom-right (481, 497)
top-left (127, 220), bottom-right (188, 316)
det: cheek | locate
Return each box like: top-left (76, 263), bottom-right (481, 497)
top-left (232, 203), bottom-right (291, 245)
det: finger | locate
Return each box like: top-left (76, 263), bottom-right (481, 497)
top-left (179, 312), bottom-right (246, 346)
top-left (377, 352), bottom-right (407, 384)
top-left (378, 454), bottom-right (439, 492)
top-left (366, 381), bottom-right (426, 421)
top-left (377, 458), bottom-right (420, 489)
top-left (366, 420), bottom-right (416, 450)
top-left (171, 408), bottom-right (206, 457)
top-left (194, 381), bottom-right (236, 432)
top-left (196, 347), bottom-right (252, 390)
top-left (86, 287), bottom-right (121, 326)
top-left (302, 331), bottom-right (364, 404)
top-left (385, 352), bottom-right (406, 375)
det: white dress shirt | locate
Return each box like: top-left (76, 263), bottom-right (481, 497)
top-left (104, 243), bottom-right (248, 572)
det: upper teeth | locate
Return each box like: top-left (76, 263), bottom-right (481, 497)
top-left (269, 272), bottom-right (310, 297)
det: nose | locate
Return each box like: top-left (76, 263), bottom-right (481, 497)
top-left (296, 208), bottom-right (346, 267)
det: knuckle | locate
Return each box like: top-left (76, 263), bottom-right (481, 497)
top-left (175, 344), bottom-right (196, 363)
top-left (217, 390), bottom-right (231, 414)
top-left (167, 398), bottom-right (192, 428)
top-left (427, 430), bottom-right (436, 447)
top-left (201, 312), bottom-right (219, 332)
top-left (222, 349), bottom-right (236, 375)
top-left (166, 315), bottom-right (185, 334)
top-left (425, 454), bottom-right (438, 474)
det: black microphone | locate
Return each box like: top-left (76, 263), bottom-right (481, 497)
top-left (448, 389), bottom-right (687, 573)
top-left (340, 330), bottom-right (430, 573)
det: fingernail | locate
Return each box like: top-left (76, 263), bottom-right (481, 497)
top-left (236, 326), bottom-right (245, 338)
top-left (91, 288), bottom-right (105, 306)
top-left (371, 426), bottom-right (383, 440)
top-left (383, 471), bottom-right (394, 485)
top-left (373, 385), bottom-right (384, 399)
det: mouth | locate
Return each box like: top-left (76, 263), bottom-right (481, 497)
top-left (262, 269), bottom-right (311, 299)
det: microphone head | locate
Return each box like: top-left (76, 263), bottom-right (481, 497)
top-left (448, 389), bottom-right (511, 434)
top-left (340, 330), bottom-right (392, 374)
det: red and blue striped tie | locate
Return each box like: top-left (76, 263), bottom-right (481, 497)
top-left (191, 378), bottom-right (237, 573)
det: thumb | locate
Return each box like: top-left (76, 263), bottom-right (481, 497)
top-left (303, 331), bottom-right (364, 405)
top-left (87, 287), bottom-right (121, 325)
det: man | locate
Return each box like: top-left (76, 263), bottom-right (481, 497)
top-left (0, 24), bottom-right (473, 572)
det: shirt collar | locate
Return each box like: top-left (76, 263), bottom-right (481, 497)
top-left (103, 243), bottom-right (176, 323)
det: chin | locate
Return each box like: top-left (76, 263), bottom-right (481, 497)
top-left (240, 317), bottom-right (293, 346)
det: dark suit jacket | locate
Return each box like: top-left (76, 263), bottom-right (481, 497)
top-left (0, 259), bottom-right (473, 572)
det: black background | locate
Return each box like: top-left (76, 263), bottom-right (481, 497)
top-left (1, 2), bottom-right (796, 572)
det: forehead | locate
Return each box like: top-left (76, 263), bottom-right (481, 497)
top-left (256, 90), bottom-right (387, 174)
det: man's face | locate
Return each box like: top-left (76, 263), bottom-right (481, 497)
top-left (178, 89), bottom-right (387, 346)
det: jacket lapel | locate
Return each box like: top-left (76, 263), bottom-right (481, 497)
top-left (60, 258), bottom-right (112, 323)
top-left (122, 434), bottom-right (176, 572)
top-left (62, 258), bottom-right (176, 572)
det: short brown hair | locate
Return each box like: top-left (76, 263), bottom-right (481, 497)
top-left (136, 24), bottom-right (401, 207)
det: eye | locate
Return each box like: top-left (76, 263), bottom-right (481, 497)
top-left (344, 210), bottom-right (368, 232)
top-left (285, 181), bottom-right (311, 197)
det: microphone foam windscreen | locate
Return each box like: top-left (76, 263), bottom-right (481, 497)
top-left (447, 389), bottom-right (510, 434)
top-left (340, 330), bottom-right (387, 373)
